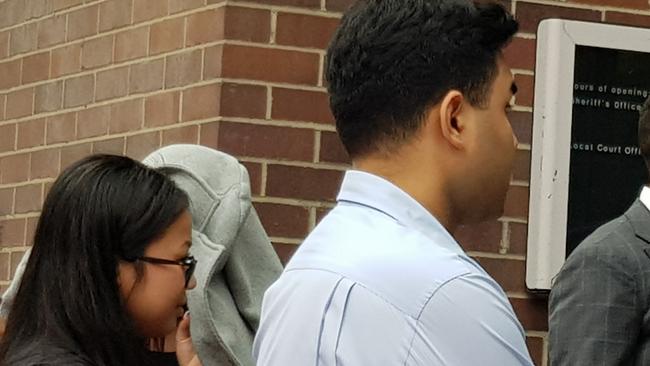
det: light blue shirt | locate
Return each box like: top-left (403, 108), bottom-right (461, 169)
top-left (253, 170), bottom-right (534, 365)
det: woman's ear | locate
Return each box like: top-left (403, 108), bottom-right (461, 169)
top-left (438, 90), bottom-right (467, 150)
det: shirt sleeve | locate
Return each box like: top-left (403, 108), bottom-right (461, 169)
top-left (406, 273), bottom-right (534, 366)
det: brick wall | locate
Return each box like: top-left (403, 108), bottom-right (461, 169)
top-left (0, 0), bottom-right (648, 365)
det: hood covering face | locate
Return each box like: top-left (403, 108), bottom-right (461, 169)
top-left (143, 144), bottom-right (282, 366)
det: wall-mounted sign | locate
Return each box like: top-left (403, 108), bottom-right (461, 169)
top-left (526, 20), bottom-right (650, 291)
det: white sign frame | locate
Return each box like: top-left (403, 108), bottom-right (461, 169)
top-left (526, 19), bottom-right (650, 291)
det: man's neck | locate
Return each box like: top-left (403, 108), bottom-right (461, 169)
top-left (352, 157), bottom-right (458, 232)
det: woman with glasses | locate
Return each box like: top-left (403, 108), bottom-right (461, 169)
top-left (0, 154), bottom-right (202, 366)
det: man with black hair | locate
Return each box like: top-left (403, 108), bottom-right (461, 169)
top-left (253, 0), bottom-right (533, 364)
top-left (549, 96), bottom-right (650, 365)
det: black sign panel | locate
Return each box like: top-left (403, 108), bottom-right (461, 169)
top-left (567, 45), bottom-right (649, 256)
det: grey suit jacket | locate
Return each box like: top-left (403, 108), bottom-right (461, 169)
top-left (549, 200), bottom-right (650, 366)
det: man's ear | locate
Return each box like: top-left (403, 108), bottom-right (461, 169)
top-left (437, 90), bottom-right (466, 150)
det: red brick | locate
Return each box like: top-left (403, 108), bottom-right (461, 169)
top-left (10, 23), bottom-right (38, 56)
top-left (25, 217), bottom-right (38, 246)
top-left (162, 125), bottom-right (199, 145)
top-left (51, 44), bottom-right (81, 78)
top-left (60, 143), bottom-right (92, 170)
top-left (187, 9), bottom-right (224, 46)
top-left (21, 52), bottom-right (50, 85)
top-left (17, 119), bottom-right (45, 149)
top-left (516, 3), bottom-right (601, 34)
top-left (510, 297), bottom-right (549, 331)
top-left (225, 7), bottom-right (271, 43)
top-left (149, 18), bottom-right (184, 56)
top-left (93, 137), bottom-right (125, 155)
top-left (319, 131), bottom-right (349, 164)
top-left (0, 188), bottom-right (13, 216)
top-left (254, 0), bottom-right (319, 9)
top-left (0, 253), bottom-right (8, 281)
top-left (474, 256), bottom-right (526, 293)
top-left (220, 83), bottom-right (267, 119)
top-left (25, 0), bottom-right (47, 20)
top-left (512, 149), bottom-right (530, 182)
top-left (31, 148), bottom-right (60, 180)
top-left (64, 74), bottom-right (94, 108)
top-left (508, 222), bottom-right (528, 256)
top-left (115, 27), bottom-right (148, 62)
top-left (272, 87), bottom-right (334, 124)
top-left (109, 99), bottom-right (143, 133)
top-left (134, 0), bottom-right (168, 23)
top-left (0, 219), bottom-right (25, 247)
top-left (272, 242), bottom-right (298, 266)
top-left (222, 45), bottom-right (320, 85)
top-left (203, 45), bottom-right (224, 80)
top-left (182, 84), bottom-right (220, 121)
top-left (526, 336), bottom-right (544, 366)
top-left (254, 202), bottom-right (310, 237)
top-left (35, 81), bottom-right (63, 114)
top-left (1, 154), bottom-right (30, 184)
top-left (46, 113), bottom-right (76, 144)
top-left (242, 161), bottom-right (262, 195)
top-left (81, 35), bottom-right (113, 70)
top-left (165, 49), bottom-right (202, 88)
top-left (326, 0), bottom-right (353, 12)
top-left (78, 106), bottom-right (110, 139)
top-left (145, 91), bottom-right (180, 127)
top-left (267, 165), bottom-right (343, 201)
top-left (514, 74), bottom-right (534, 108)
top-left (6, 88), bottom-right (34, 120)
top-left (0, 60), bottom-right (21, 89)
top-left (0, 32), bottom-right (9, 59)
top-left (455, 219), bottom-right (503, 254)
top-left (130, 59), bottom-right (164, 94)
top-left (199, 121), bottom-right (219, 150)
top-left (169, 0), bottom-right (204, 13)
top-left (37, 14), bottom-right (66, 48)
top-left (0, 0), bottom-right (27, 29)
top-left (100, 0), bottom-right (133, 32)
top-left (67, 5), bottom-right (99, 41)
top-left (570, 0), bottom-right (647, 8)
top-left (219, 122), bottom-right (314, 161)
top-left (0, 94), bottom-right (4, 119)
top-left (0, 124), bottom-right (16, 153)
top-left (605, 11), bottom-right (650, 27)
top-left (95, 66), bottom-right (129, 102)
top-left (15, 184), bottom-right (42, 214)
top-left (51, 0), bottom-right (84, 12)
top-left (503, 185), bottom-right (529, 219)
top-left (503, 37), bottom-right (535, 72)
top-left (277, 13), bottom-right (339, 49)
top-left (126, 131), bottom-right (160, 160)
top-left (509, 111), bottom-right (532, 145)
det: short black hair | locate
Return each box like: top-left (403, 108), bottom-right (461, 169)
top-left (639, 96), bottom-right (650, 171)
top-left (326, 0), bottom-right (518, 157)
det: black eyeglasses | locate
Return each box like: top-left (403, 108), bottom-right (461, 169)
top-left (133, 256), bottom-right (197, 288)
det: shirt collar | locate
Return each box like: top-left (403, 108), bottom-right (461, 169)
top-left (336, 170), bottom-right (464, 255)
top-left (640, 185), bottom-right (650, 211)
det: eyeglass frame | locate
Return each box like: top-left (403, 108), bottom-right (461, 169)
top-left (128, 255), bottom-right (197, 288)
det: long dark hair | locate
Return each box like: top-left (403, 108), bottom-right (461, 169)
top-left (0, 154), bottom-right (189, 365)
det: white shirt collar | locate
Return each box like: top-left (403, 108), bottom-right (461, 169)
top-left (640, 186), bottom-right (650, 211)
top-left (336, 170), bottom-right (464, 255)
